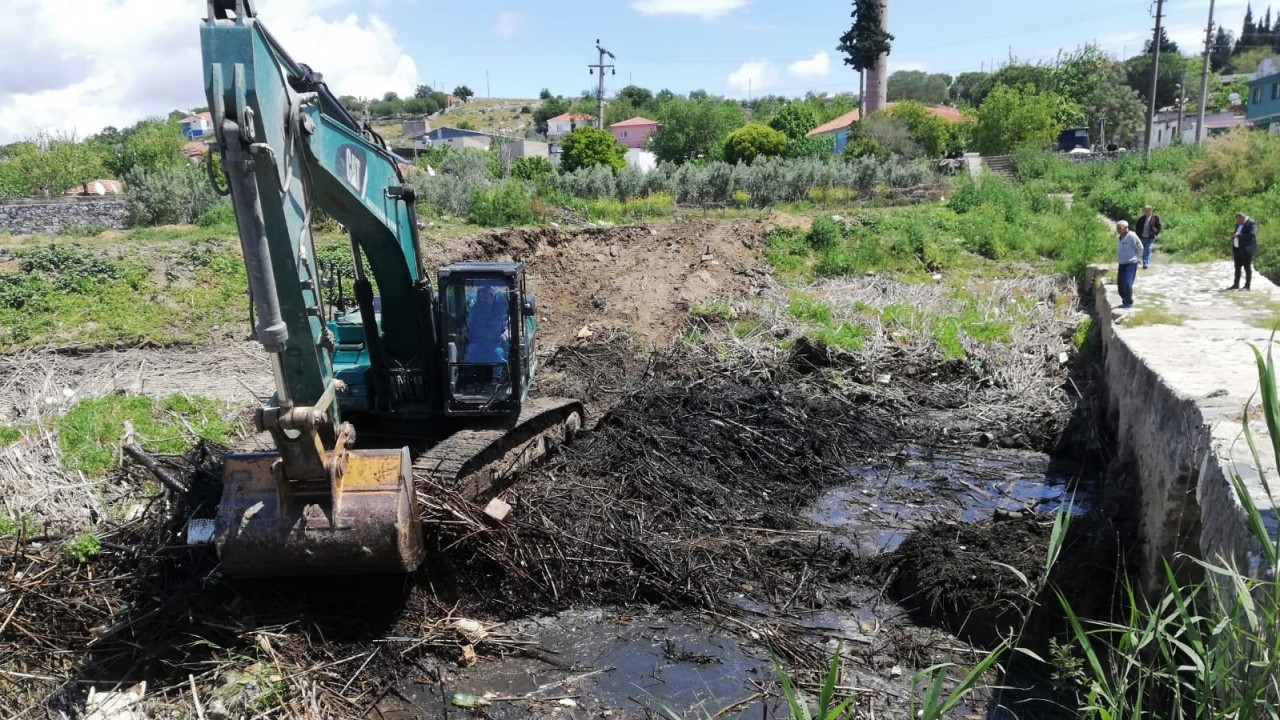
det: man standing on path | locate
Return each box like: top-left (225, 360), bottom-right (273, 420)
top-left (1135, 204), bottom-right (1162, 269)
top-left (1229, 212), bottom-right (1258, 291)
top-left (1115, 220), bottom-right (1143, 308)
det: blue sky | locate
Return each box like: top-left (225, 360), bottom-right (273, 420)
top-left (0, 0), bottom-right (1247, 143)
top-left (388, 0), bottom-right (1239, 100)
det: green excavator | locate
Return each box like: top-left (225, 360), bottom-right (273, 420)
top-left (198, 0), bottom-right (583, 576)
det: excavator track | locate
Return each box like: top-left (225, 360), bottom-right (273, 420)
top-left (410, 396), bottom-right (584, 505)
top-left (228, 396), bottom-right (585, 504)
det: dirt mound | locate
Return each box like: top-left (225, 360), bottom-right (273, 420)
top-left (430, 220), bottom-right (774, 347)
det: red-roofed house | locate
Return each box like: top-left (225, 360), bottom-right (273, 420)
top-left (609, 117), bottom-right (660, 149)
top-left (182, 141), bottom-right (211, 162)
top-left (546, 113), bottom-right (597, 143)
top-left (806, 104), bottom-right (970, 153)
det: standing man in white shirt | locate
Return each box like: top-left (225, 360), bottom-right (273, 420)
top-left (1115, 220), bottom-right (1143, 309)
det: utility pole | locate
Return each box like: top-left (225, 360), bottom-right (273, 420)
top-left (1176, 68), bottom-right (1186, 143)
top-left (589, 39), bottom-right (616, 130)
top-left (1196, 0), bottom-right (1217, 145)
top-left (486, 69), bottom-right (490, 98)
top-left (1144, 0), bottom-right (1165, 158)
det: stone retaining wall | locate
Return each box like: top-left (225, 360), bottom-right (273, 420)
top-left (1085, 262), bottom-right (1278, 594)
top-left (0, 197), bottom-right (128, 235)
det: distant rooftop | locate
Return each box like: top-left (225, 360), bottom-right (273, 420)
top-left (610, 116), bottom-right (659, 128)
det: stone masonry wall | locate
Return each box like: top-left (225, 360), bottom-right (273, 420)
top-left (1085, 263), bottom-right (1276, 595)
top-left (0, 197), bottom-right (128, 235)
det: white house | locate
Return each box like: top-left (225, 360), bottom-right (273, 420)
top-left (546, 113), bottom-right (596, 143)
top-left (180, 112), bottom-right (213, 140)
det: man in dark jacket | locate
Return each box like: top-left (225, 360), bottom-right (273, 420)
top-left (1135, 205), bottom-right (1162, 269)
top-left (1229, 212), bottom-right (1259, 291)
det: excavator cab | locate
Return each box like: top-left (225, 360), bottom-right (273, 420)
top-left (437, 263), bottom-right (536, 416)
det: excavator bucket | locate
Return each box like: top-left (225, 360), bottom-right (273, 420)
top-left (214, 447), bottom-right (424, 577)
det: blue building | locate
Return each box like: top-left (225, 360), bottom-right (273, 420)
top-left (1246, 61), bottom-right (1280, 132)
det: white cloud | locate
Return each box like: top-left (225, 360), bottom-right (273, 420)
top-left (493, 11), bottom-right (525, 39)
top-left (787, 52), bottom-right (831, 79)
top-left (632, 0), bottom-right (748, 21)
top-left (888, 61), bottom-right (929, 73)
top-left (727, 60), bottom-right (779, 96)
top-left (0, 0), bottom-right (419, 143)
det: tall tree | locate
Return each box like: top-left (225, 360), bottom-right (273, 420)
top-left (1211, 27), bottom-right (1236, 73)
top-left (950, 71), bottom-right (990, 106)
top-left (767, 101), bottom-right (819, 140)
top-left (1144, 26), bottom-right (1180, 56)
top-left (560, 126), bottom-right (626, 171)
top-left (837, 0), bottom-right (894, 109)
top-left (453, 85), bottom-right (475, 102)
top-left (886, 70), bottom-right (952, 104)
top-left (648, 97), bottom-right (745, 163)
top-left (1242, 4), bottom-right (1257, 49)
top-left (414, 84), bottom-right (434, 98)
top-left (616, 85), bottom-right (654, 107)
top-left (972, 85), bottom-right (1071, 155)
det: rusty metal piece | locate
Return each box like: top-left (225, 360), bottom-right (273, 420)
top-left (214, 447), bottom-right (424, 577)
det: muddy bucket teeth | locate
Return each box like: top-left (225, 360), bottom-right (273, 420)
top-left (214, 447), bottom-right (424, 577)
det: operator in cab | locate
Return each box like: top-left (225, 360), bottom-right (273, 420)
top-left (465, 286), bottom-right (509, 365)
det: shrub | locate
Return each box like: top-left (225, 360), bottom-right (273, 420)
top-left (806, 216), bottom-right (843, 250)
top-left (441, 147), bottom-right (500, 182)
top-left (467, 180), bottom-right (541, 227)
top-left (615, 165), bottom-right (647, 202)
top-left (510, 156), bottom-right (554, 183)
top-left (195, 202), bottom-right (236, 227)
top-left (723, 123), bottom-right (789, 164)
top-left (561, 126), bottom-right (626, 172)
top-left (549, 165), bottom-right (617, 200)
top-left (885, 101), bottom-right (959, 158)
top-left (1187, 126), bottom-right (1280, 199)
top-left (123, 164), bottom-right (222, 227)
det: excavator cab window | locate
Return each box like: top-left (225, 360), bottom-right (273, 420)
top-left (439, 271), bottom-right (519, 410)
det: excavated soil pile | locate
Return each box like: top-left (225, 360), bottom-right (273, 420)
top-left (433, 220), bottom-right (774, 347)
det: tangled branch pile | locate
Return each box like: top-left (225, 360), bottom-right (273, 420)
top-left (430, 340), bottom-right (902, 616)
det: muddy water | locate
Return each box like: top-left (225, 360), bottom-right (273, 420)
top-left (385, 609), bottom-right (773, 719)
top-left (378, 447), bottom-right (1095, 719)
top-left (810, 446), bottom-right (1096, 554)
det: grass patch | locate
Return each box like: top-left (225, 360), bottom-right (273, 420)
top-left (690, 299), bottom-right (734, 322)
top-left (929, 312), bottom-right (1013, 360)
top-left (0, 240), bottom-right (250, 350)
top-left (810, 322), bottom-right (867, 351)
top-left (760, 175), bottom-right (1112, 282)
top-left (62, 533), bottom-right (101, 563)
top-left (0, 425), bottom-right (22, 446)
top-left (788, 292), bottom-right (832, 324)
top-left (1249, 315), bottom-right (1280, 331)
top-left (0, 515), bottom-right (38, 537)
top-left (1125, 307), bottom-right (1187, 327)
top-left (59, 393), bottom-right (235, 477)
